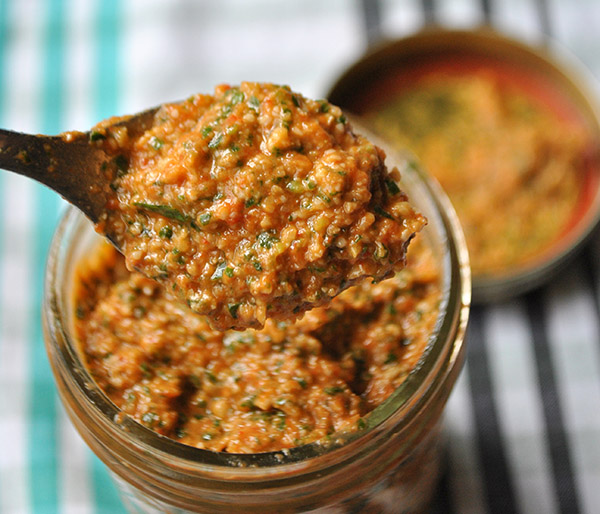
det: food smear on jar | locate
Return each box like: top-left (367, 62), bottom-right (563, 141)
top-left (93, 82), bottom-right (425, 330)
top-left (366, 70), bottom-right (590, 277)
top-left (73, 238), bottom-right (441, 453)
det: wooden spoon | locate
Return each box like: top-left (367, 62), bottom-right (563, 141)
top-left (0, 107), bottom-right (158, 224)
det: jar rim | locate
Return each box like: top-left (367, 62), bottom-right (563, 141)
top-left (43, 143), bottom-right (470, 474)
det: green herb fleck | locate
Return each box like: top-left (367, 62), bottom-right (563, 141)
top-left (317, 192), bottom-right (331, 204)
top-left (133, 203), bottom-right (187, 223)
top-left (249, 95), bottom-right (260, 111)
top-left (286, 179), bottom-right (304, 194)
top-left (208, 133), bottom-right (223, 149)
top-left (228, 303), bottom-right (241, 319)
top-left (114, 155), bottom-right (129, 176)
top-left (140, 362), bottom-right (152, 378)
top-left (199, 212), bottom-right (212, 225)
top-left (324, 386), bottom-right (345, 395)
top-left (211, 261), bottom-right (228, 280)
top-left (189, 374), bottom-right (202, 388)
top-left (149, 136), bottom-right (164, 150)
top-left (205, 370), bottom-right (218, 384)
top-left (133, 305), bottom-right (147, 319)
top-left (229, 88), bottom-right (245, 105)
top-left (257, 231), bottom-right (279, 249)
top-left (373, 206), bottom-right (394, 220)
top-left (294, 377), bottom-right (308, 389)
top-left (159, 226), bottom-right (173, 239)
top-left (89, 130), bottom-right (106, 142)
top-left (241, 395), bottom-right (257, 409)
top-left (141, 412), bottom-right (159, 427)
top-left (385, 178), bottom-right (401, 195)
top-left (384, 352), bottom-right (398, 364)
top-left (275, 414), bottom-right (286, 431)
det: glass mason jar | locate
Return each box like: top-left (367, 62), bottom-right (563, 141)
top-left (43, 145), bottom-right (470, 513)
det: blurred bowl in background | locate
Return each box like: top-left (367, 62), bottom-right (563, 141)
top-left (328, 28), bottom-right (600, 302)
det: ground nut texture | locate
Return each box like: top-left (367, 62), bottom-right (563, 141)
top-left (95, 82), bottom-right (425, 330)
top-left (74, 239), bottom-right (440, 454)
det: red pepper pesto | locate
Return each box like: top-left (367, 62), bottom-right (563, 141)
top-left (73, 238), bottom-right (440, 453)
top-left (366, 71), bottom-right (589, 277)
top-left (94, 82), bottom-right (425, 330)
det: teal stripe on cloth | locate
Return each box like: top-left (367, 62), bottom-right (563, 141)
top-left (95, 0), bottom-right (120, 119)
top-left (29, 0), bottom-right (64, 512)
top-left (0, 0), bottom-right (6, 121)
top-left (0, 0), bottom-right (7, 203)
top-left (92, 457), bottom-right (125, 514)
top-left (0, 0), bottom-right (6, 501)
top-left (92, 1), bottom-right (126, 511)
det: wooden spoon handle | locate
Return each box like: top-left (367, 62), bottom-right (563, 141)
top-left (0, 128), bottom-right (111, 222)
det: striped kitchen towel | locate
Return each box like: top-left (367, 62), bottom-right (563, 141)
top-left (1, 1), bottom-right (599, 512)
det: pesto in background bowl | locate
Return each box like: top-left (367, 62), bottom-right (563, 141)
top-left (328, 28), bottom-right (600, 302)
